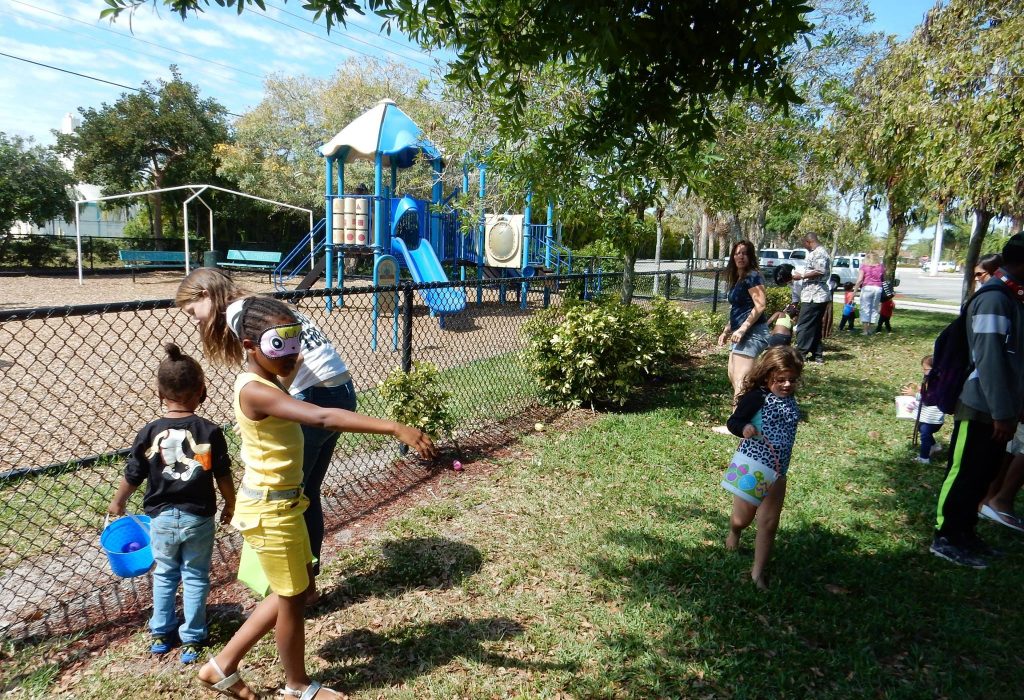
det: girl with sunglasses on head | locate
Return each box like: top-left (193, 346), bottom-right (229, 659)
top-left (196, 297), bottom-right (435, 699)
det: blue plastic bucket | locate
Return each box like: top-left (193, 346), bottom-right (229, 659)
top-left (100, 515), bottom-right (153, 578)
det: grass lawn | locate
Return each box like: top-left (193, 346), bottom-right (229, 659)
top-left (9, 307), bottom-right (1024, 698)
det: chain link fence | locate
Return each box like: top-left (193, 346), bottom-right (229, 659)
top-left (0, 266), bottom-right (722, 642)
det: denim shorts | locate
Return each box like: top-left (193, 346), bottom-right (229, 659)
top-left (730, 323), bottom-right (770, 358)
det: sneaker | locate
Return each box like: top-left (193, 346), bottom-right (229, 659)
top-left (929, 536), bottom-right (989, 569)
top-left (914, 456), bottom-right (931, 465)
top-left (963, 533), bottom-right (1005, 559)
top-left (151, 636), bottom-right (173, 655)
top-left (813, 356), bottom-right (824, 364)
top-left (929, 443), bottom-right (942, 457)
top-left (180, 644), bottom-right (201, 664)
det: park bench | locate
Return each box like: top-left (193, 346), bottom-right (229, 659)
top-left (118, 250), bottom-right (187, 282)
top-left (218, 249), bottom-right (283, 281)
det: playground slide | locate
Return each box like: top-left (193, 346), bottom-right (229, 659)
top-left (390, 236), bottom-right (466, 315)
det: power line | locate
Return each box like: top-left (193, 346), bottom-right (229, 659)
top-left (6, 0), bottom-right (267, 81)
top-left (250, 9), bottom-right (434, 74)
top-left (0, 50), bottom-right (244, 118)
top-left (262, 0), bottom-right (437, 68)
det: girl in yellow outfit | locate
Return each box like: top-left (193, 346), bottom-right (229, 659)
top-left (198, 297), bottom-right (435, 700)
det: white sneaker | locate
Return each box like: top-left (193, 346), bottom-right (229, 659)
top-left (930, 444), bottom-right (942, 457)
top-left (915, 456), bottom-right (930, 464)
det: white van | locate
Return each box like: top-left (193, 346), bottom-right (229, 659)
top-left (831, 256), bottom-right (862, 287)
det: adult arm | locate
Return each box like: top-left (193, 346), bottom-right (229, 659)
top-left (239, 381), bottom-right (437, 458)
top-left (853, 267), bottom-right (865, 293)
top-left (730, 283), bottom-right (766, 344)
top-left (727, 390), bottom-right (766, 438)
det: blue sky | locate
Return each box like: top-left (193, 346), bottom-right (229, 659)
top-left (0, 0), bottom-right (938, 148)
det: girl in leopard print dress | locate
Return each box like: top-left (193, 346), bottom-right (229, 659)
top-left (724, 346), bottom-right (803, 589)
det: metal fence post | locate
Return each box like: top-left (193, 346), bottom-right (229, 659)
top-left (712, 269), bottom-right (720, 313)
top-left (401, 283), bottom-right (413, 374)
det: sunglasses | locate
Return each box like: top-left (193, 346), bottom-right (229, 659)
top-left (974, 271), bottom-right (986, 279)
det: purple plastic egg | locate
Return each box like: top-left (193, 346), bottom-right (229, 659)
top-left (453, 460), bottom-right (463, 471)
top-left (124, 541), bottom-right (143, 553)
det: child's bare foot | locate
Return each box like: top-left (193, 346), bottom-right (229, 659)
top-left (198, 656), bottom-right (261, 700)
top-left (725, 528), bottom-right (740, 551)
top-left (752, 572), bottom-right (769, 590)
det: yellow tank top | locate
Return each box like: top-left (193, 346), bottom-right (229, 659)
top-left (774, 316), bottom-right (793, 331)
top-left (233, 373), bottom-right (304, 490)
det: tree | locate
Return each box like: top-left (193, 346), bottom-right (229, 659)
top-left (0, 133), bottom-right (75, 258)
top-left (56, 67), bottom-right (230, 244)
top-left (104, 1), bottom-right (812, 160)
top-left (912, 0), bottom-right (1024, 299)
top-left (217, 58), bottom-right (447, 211)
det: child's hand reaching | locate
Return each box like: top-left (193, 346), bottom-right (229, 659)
top-left (742, 423), bottom-right (759, 439)
top-left (107, 500), bottom-right (126, 517)
top-left (394, 424), bottom-right (437, 459)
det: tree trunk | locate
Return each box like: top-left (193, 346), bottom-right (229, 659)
top-left (754, 203), bottom-right (767, 248)
top-left (699, 210), bottom-right (710, 260)
top-left (962, 209), bottom-right (993, 301)
top-left (883, 208), bottom-right (908, 283)
top-left (730, 212), bottom-right (743, 244)
top-left (930, 208), bottom-right (944, 278)
top-left (621, 246), bottom-right (637, 305)
top-left (150, 193), bottom-right (164, 249)
top-left (653, 206), bottom-right (665, 295)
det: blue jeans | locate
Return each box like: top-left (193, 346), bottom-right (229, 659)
top-left (149, 508), bottom-right (215, 644)
top-left (294, 380), bottom-right (356, 574)
top-left (919, 422), bottom-right (942, 460)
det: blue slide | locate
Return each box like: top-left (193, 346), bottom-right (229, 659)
top-left (390, 236), bottom-right (466, 315)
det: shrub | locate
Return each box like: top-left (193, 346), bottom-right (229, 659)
top-left (685, 308), bottom-right (727, 345)
top-left (378, 362), bottom-right (454, 439)
top-left (764, 286), bottom-right (791, 318)
top-left (524, 299), bottom-right (657, 408)
top-left (645, 297), bottom-right (690, 374)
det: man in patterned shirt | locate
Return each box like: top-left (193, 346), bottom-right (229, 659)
top-left (791, 232), bottom-right (831, 364)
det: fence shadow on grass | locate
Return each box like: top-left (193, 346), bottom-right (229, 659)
top-left (312, 537), bottom-right (484, 617)
top-left (317, 616), bottom-right (575, 692)
top-left (583, 521), bottom-right (1024, 698)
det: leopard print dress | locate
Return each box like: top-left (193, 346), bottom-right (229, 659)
top-left (737, 391), bottom-right (800, 476)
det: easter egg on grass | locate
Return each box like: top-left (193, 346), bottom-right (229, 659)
top-left (452, 460), bottom-right (463, 471)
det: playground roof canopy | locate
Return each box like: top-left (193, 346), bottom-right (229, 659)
top-left (318, 98), bottom-right (441, 169)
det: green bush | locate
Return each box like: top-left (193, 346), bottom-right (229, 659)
top-left (524, 299), bottom-right (657, 408)
top-left (685, 308), bottom-right (727, 344)
top-left (764, 286), bottom-right (791, 318)
top-left (7, 235), bottom-right (65, 268)
top-left (645, 297), bottom-right (690, 374)
top-left (378, 362), bottom-right (455, 439)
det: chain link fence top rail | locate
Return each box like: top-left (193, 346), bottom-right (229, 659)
top-left (0, 266), bottom-right (719, 641)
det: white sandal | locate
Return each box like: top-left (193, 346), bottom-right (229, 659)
top-left (199, 656), bottom-right (260, 699)
top-left (279, 680), bottom-right (344, 699)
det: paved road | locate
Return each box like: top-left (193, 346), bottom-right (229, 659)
top-left (637, 259), bottom-right (967, 306)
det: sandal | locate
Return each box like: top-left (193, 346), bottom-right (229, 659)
top-left (199, 656), bottom-right (261, 699)
top-left (279, 680), bottom-right (345, 699)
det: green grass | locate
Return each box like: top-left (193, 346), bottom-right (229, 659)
top-left (10, 308), bottom-right (1024, 698)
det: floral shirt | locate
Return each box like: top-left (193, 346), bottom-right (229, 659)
top-left (799, 245), bottom-right (832, 304)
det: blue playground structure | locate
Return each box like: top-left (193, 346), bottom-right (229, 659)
top-left (273, 99), bottom-right (575, 346)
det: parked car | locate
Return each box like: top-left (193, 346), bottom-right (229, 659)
top-left (758, 248), bottom-right (791, 269)
top-left (831, 255), bottom-right (862, 287)
top-left (923, 260), bottom-right (959, 273)
top-left (787, 247), bottom-right (809, 272)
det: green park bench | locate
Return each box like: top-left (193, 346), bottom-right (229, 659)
top-left (118, 250), bottom-right (187, 282)
top-left (218, 249), bottom-right (283, 281)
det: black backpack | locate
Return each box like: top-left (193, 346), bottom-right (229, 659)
top-left (881, 280), bottom-right (895, 301)
top-left (921, 284), bottom-right (1013, 414)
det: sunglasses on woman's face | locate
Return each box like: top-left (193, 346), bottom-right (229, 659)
top-left (974, 271), bottom-right (985, 279)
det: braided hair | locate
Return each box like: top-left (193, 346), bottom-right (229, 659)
top-left (233, 296), bottom-right (299, 344)
top-left (157, 343), bottom-right (205, 402)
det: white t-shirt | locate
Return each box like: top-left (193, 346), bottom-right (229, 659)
top-left (225, 299), bottom-right (349, 395)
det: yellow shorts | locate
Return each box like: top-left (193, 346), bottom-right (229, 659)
top-left (232, 496), bottom-right (312, 597)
